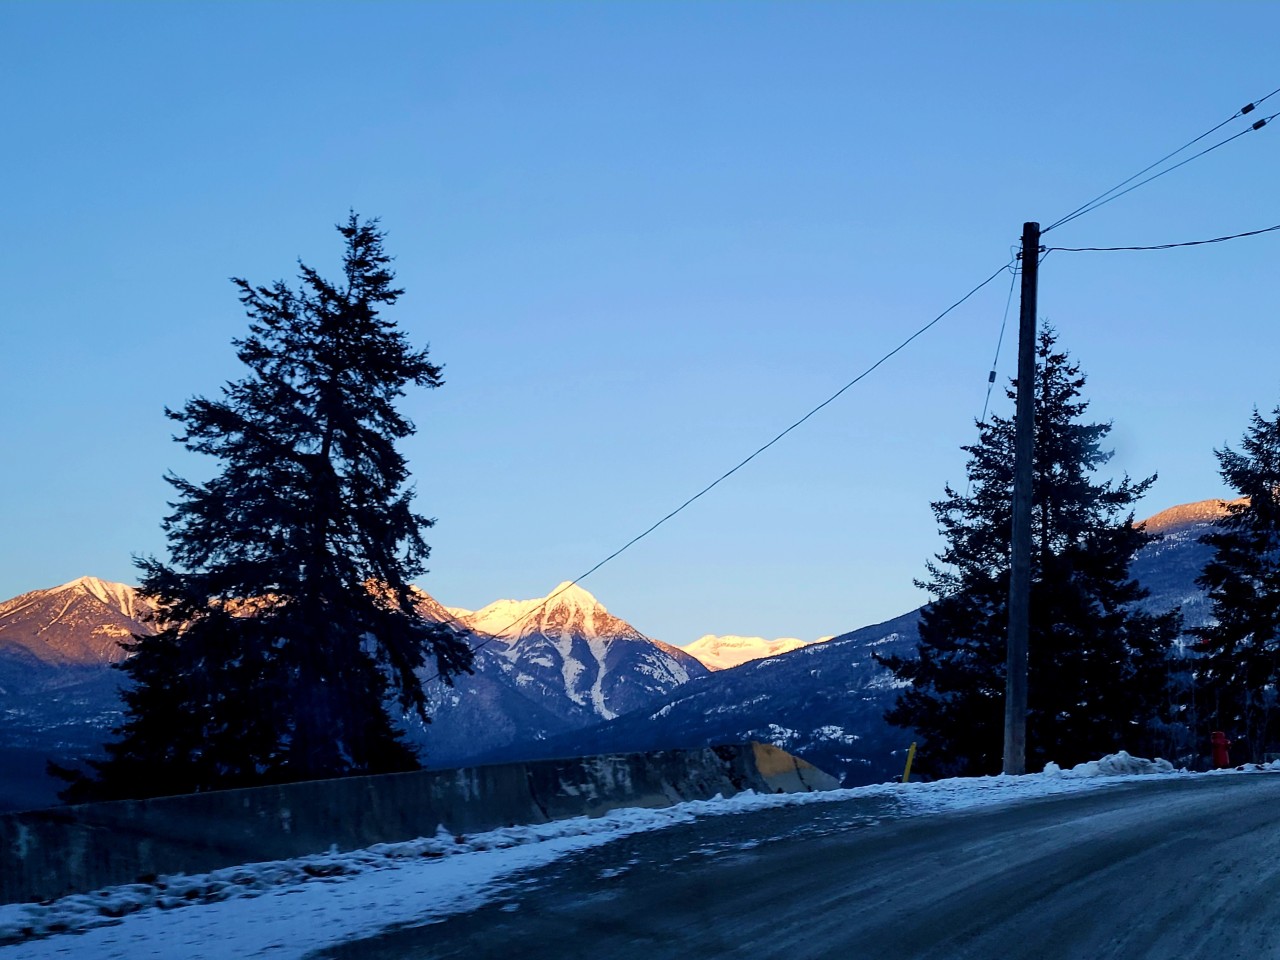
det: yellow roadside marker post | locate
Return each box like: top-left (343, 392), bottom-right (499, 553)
top-left (901, 741), bottom-right (917, 784)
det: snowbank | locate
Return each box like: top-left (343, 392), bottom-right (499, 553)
top-left (1043, 750), bottom-right (1176, 778)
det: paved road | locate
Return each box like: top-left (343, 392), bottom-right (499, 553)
top-left (319, 775), bottom-right (1280, 960)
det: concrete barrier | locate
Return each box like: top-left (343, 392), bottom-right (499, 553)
top-left (0, 742), bottom-right (836, 905)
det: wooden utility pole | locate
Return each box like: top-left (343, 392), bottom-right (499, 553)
top-left (1003, 221), bottom-right (1040, 776)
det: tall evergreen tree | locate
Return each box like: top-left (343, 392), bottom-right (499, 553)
top-left (877, 329), bottom-right (1179, 777)
top-left (1191, 405), bottom-right (1280, 763)
top-left (60, 215), bottom-right (472, 801)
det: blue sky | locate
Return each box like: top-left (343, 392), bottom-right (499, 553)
top-left (2, 1), bottom-right (1278, 645)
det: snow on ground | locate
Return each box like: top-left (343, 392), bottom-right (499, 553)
top-left (3, 753), bottom-right (1276, 959)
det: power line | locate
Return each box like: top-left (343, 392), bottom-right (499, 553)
top-left (1049, 115), bottom-right (1275, 232)
top-left (418, 88), bottom-right (1280, 688)
top-left (421, 256), bottom-right (1017, 682)
top-left (980, 261), bottom-right (1019, 425)
top-left (962, 260), bottom-right (1019, 502)
top-left (1046, 220), bottom-right (1280, 253)
top-left (1044, 86), bottom-right (1279, 234)
top-left (423, 214), bottom-right (1280, 686)
top-left (1251, 84), bottom-right (1280, 110)
top-left (1045, 123), bottom-right (1237, 232)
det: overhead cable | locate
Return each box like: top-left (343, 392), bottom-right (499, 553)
top-left (1044, 87), bottom-right (1279, 234)
top-left (1047, 220), bottom-right (1280, 253)
top-left (421, 257), bottom-right (1017, 680)
top-left (979, 262), bottom-right (1019, 426)
top-left (962, 260), bottom-right (1020, 502)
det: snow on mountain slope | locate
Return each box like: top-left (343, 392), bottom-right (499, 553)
top-left (0, 577), bottom-right (154, 667)
top-left (1140, 498), bottom-right (1239, 534)
top-left (462, 582), bottom-right (625, 641)
top-left (459, 596), bottom-right (543, 638)
top-left (405, 644), bottom-right (596, 769)
top-left (498, 499), bottom-right (1233, 785)
top-left (0, 577), bottom-right (151, 809)
top-left (458, 582), bottom-right (709, 722)
top-left (408, 586), bottom-right (459, 625)
top-left (1130, 498), bottom-right (1237, 630)
top-left (484, 609), bottom-right (923, 784)
top-left (0, 497), bottom-right (1233, 807)
top-left (0, 577), bottom-right (710, 809)
top-left (681, 633), bottom-right (832, 671)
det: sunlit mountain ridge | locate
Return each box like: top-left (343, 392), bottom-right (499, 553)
top-left (0, 498), bottom-right (1232, 810)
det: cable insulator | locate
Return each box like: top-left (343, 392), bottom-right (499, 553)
top-left (988, 371), bottom-right (997, 384)
top-left (1242, 102), bottom-right (1256, 115)
top-left (1253, 118), bottom-right (1268, 130)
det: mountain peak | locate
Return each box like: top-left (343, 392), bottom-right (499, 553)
top-left (459, 581), bottom-right (623, 642)
top-left (0, 577), bottom-right (153, 666)
top-left (52, 577), bottom-right (146, 619)
top-left (1140, 498), bottom-right (1245, 535)
top-left (543, 581), bottom-right (603, 613)
top-left (682, 633), bottom-right (827, 671)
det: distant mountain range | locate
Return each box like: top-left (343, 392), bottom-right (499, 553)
top-left (681, 633), bottom-right (830, 671)
top-left (0, 578), bottom-right (150, 811)
top-left (480, 608), bottom-right (925, 786)
top-left (447, 581), bottom-right (707, 720)
top-left (0, 578), bottom-right (709, 809)
top-left (0, 499), bottom-right (1233, 811)
top-left (1128, 499), bottom-right (1242, 631)
top-left (0, 576), bottom-right (155, 670)
top-left (507, 499), bottom-right (1230, 782)
top-left (405, 582), bottom-right (708, 767)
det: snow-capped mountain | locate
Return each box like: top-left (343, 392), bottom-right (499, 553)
top-left (0, 577), bottom-right (709, 808)
top-left (408, 586), bottom-right (457, 624)
top-left (475, 609), bottom-right (922, 785)
top-left (394, 582), bottom-right (708, 766)
top-left (0, 577), bottom-right (150, 811)
top-left (0, 576), bottom-right (154, 668)
top-left (0, 500), bottom-right (1239, 808)
top-left (1142, 498), bottom-right (1240, 533)
top-left (1130, 498), bottom-right (1237, 630)
top-left (488, 501), bottom-right (1240, 785)
top-left (458, 581), bottom-right (646, 641)
top-left (453, 582), bottom-right (709, 721)
top-left (406, 644), bottom-right (597, 769)
top-left (681, 633), bottom-right (831, 671)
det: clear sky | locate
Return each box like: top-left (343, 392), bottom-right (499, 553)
top-left (2, 1), bottom-right (1277, 646)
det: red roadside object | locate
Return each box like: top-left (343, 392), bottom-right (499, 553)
top-left (1211, 730), bottom-right (1232, 769)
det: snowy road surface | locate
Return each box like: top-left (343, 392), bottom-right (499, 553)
top-left (4, 764), bottom-right (1278, 959)
top-left (319, 773), bottom-right (1280, 960)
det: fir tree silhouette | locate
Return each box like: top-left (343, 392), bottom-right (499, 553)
top-left (57, 215), bottom-right (472, 801)
top-left (878, 329), bottom-right (1179, 776)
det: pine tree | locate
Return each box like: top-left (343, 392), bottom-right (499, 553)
top-left (59, 215), bottom-right (472, 801)
top-left (877, 329), bottom-right (1179, 777)
top-left (1191, 406), bottom-right (1280, 764)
